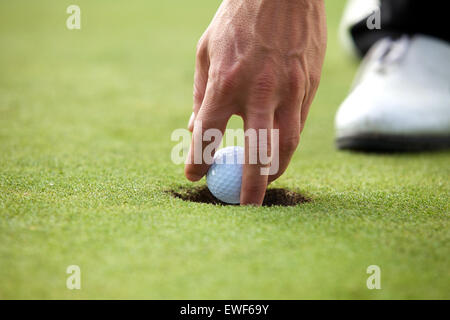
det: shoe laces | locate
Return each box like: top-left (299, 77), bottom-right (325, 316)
top-left (351, 36), bottom-right (411, 88)
top-left (377, 36), bottom-right (410, 70)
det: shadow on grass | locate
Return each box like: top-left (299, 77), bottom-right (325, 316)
top-left (169, 185), bottom-right (311, 207)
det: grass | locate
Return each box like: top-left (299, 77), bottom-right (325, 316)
top-left (0, 0), bottom-right (449, 299)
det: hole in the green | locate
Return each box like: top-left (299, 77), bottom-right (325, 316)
top-left (170, 185), bottom-right (311, 207)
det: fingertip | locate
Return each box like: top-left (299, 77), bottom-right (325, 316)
top-left (184, 169), bottom-right (204, 182)
top-left (240, 180), bottom-right (267, 206)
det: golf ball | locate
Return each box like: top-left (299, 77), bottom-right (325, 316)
top-left (206, 146), bottom-right (244, 204)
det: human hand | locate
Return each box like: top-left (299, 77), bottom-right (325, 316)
top-left (185, 0), bottom-right (327, 205)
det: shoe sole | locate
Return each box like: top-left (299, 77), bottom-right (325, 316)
top-left (336, 134), bottom-right (450, 152)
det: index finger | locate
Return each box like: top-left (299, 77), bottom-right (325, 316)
top-left (184, 86), bottom-right (233, 182)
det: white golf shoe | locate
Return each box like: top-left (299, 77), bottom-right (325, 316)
top-left (335, 35), bottom-right (450, 151)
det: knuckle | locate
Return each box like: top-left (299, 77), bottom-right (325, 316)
top-left (252, 72), bottom-right (277, 97)
top-left (287, 69), bottom-right (303, 95)
top-left (196, 39), bottom-right (208, 62)
top-left (309, 71), bottom-right (321, 89)
top-left (210, 67), bottom-right (238, 94)
top-left (196, 46), bottom-right (206, 62)
top-left (280, 134), bottom-right (300, 153)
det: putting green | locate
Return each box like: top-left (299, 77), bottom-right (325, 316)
top-left (0, 0), bottom-right (448, 299)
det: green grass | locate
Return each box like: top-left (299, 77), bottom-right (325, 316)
top-left (0, 0), bottom-right (449, 299)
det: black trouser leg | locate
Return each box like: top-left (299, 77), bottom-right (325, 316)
top-left (350, 0), bottom-right (450, 56)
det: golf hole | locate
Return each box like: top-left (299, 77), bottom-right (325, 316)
top-left (170, 186), bottom-right (310, 207)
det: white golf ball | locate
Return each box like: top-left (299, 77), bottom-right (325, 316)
top-left (206, 146), bottom-right (244, 204)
